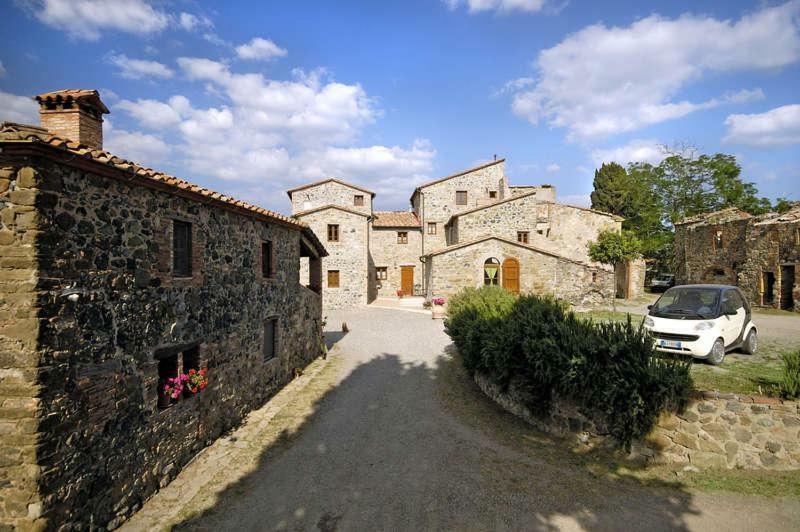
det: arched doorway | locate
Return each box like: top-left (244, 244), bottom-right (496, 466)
top-left (484, 258), bottom-right (500, 286)
top-left (502, 258), bottom-right (520, 294)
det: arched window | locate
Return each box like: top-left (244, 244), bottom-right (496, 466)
top-left (484, 258), bottom-right (500, 286)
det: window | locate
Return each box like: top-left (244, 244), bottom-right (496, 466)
top-left (397, 231), bottom-right (408, 244)
top-left (484, 258), bottom-right (500, 286)
top-left (376, 267), bottom-right (388, 280)
top-left (327, 224), bottom-right (339, 242)
top-left (354, 195), bottom-right (364, 206)
top-left (489, 191), bottom-right (497, 199)
top-left (155, 344), bottom-right (200, 409)
top-left (261, 241), bottom-right (274, 278)
top-left (537, 229), bottom-right (544, 235)
top-left (517, 231), bottom-right (529, 244)
top-left (173, 220), bottom-right (192, 277)
top-left (713, 230), bottom-right (724, 250)
top-left (427, 222), bottom-right (437, 235)
top-left (456, 191), bottom-right (468, 205)
top-left (592, 272), bottom-right (598, 283)
top-left (263, 318), bottom-right (277, 361)
top-left (328, 270), bottom-right (340, 288)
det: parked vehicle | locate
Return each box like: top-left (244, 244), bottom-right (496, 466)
top-left (649, 273), bottom-right (675, 292)
top-left (643, 284), bottom-right (757, 365)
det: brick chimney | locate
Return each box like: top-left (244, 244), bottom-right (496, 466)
top-left (35, 89), bottom-right (109, 150)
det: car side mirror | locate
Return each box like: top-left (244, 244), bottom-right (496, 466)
top-left (647, 304), bottom-right (653, 310)
top-left (724, 307), bottom-right (737, 316)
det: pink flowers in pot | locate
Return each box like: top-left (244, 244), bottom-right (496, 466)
top-left (163, 374), bottom-right (188, 400)
top-left (163, 369), bottom-right (209, 400)
top-left (432, 297), bottom-right (446, 306)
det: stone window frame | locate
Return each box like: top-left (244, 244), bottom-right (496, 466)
top-left (172, 219), bottom-right (193, 278)
top-left (517, 231), bottom-right (529, 244)
top-left (354, 194), bottom-right (365, 207)
top-left (260, 240), bottom-right (275, 280)
top-left (327, 224), bottom-right (340, 242)
top-left (263, 316), bottom-right (280, 362)
top-left (397, 231), bottom-right (408, 244)
top-left (489, 190), bottom-right (498, 199)
top-left (376, 266), bottom-right (388, 280)
top-left (427, 222), bottom-right (437, 235)
top-left (591, 271), bottom-right (597, 283)
top-left (712, 229), bottom-right (724, 250)
top-left (456, 190), bottom-right (468, 206)
top-left (154, 342), bottom-right (202, 410)
top-left (327, 270), bottom-right (340, 288)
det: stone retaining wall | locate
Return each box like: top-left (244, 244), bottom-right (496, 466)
top-left (474, 372), bottom-right (800, 470)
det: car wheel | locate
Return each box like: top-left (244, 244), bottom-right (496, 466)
top-left (742, 329), bottom-right (758, 355)
top-left (707, 338), bottom-right (726, 365)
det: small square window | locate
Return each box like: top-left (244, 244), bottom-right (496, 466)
top-left (713, 231), bottom-right (724, 250)
top-left (427, 222), bottom-right (437, 235)
top-left (376, 267), bottom-right (388, 280)
top-left (261, 241), bottom-right (274, 278)
top-left (456, 191), bottom-right (468, 205)
top-left (263, 318), bottom-right (277, 361)
top-left (327, 224), bottom-right (339, 242)
top-left (173, 220), bottom-right (192, 277)
top-left (155, 344), bottom-right (200, 409)
top-left (354, 195), bottom-right (364, 206)
top-left (489, 191), bottom-right (497, 199)
top-left (328, 270), bottom-right (340, 288)
top-left (517, 231), bottom-right (529, 244)
top-left (592, 272), bottom-right (597, 283)
top-left (397, 231), bottom-right (408, 244)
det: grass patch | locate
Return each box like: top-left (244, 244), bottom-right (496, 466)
top-left (690, 354), bottom-right (784, 396)
top-left (575, 310), bottom-right (644, 323)
top-left (627, 466), bottom-right (800, 498)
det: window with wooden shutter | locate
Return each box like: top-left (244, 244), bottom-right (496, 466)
top-left (397, 231), bottom-right (408, 244)
top-left (327, 224), bottom-right (339, 242)
top-left (376, 267), bottom-right (388, 280)
top-left (427, 222), bottom-right (437, 235)
top-left (489, 191), bottom-right (497, 199)
top-left (261, 241), bottom-right (274, 278)
top-left (517, 231), bottom-right (529, 244)
top-left (173, 220), bottom-right (192, 277)
top-left (354, 195), bottom-right (364, 206)
top-left (456, 191), bottom-right (468, 205)
top-left (263, 318), bottom-right (277, 361)
top-left (328, 270), bottom-right (340, 288)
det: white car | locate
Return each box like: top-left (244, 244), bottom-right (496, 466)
top-left (643, 284), bottom-right (758, 365)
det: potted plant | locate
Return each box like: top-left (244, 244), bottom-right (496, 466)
top-left (161, 374), bottom-right (187, 408)
top-left (431, 297), bottom-right (446, 319)
top-left (185, 368), bottom-right (209, 395)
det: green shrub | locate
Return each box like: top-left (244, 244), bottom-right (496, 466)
top-left (445, 286), bottom-right (692, 448)
top-left (780, 351), bottom-right (800, 399)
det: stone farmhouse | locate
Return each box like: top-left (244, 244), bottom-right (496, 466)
top-left (675, 206), bottom-right (800, 312)
top-left (289, 159), bottom-right (630, 309)
top-left (0, 90), bottom-right (328, 529)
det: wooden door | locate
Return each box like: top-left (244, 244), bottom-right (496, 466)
top-left (400, 266), bottom-right (414, 296)
top-left (502, 258), bottom-right (519, 294)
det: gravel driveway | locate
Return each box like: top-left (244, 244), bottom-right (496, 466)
top-left (145, 307), bottom-right (798, 531)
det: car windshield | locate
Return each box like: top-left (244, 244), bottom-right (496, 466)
top-left (655, 274), bottom-right (673, 281)
top-left (650, 287), bottom-right (720, 319)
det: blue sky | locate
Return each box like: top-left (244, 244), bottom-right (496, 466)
top-left (1, 0), bottom-right (798, 212)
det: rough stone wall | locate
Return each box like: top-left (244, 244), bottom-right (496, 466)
top-left (290, 181), bottom-right (372, 216)
top-left (739, 220), bottom-right (800, 311)
top-left (547, 204), bottom-right (621, 263)
top-left (475, 373), bottom-right (800, 471)
top-left (0, 154), bottom-right (324, 530)
top-left (296, 208), bottom-right (369, 309)
top-left (425, 238), bottom-right (612, 305)
top-left (0, 165), bottom-right (44, 528)
top-left (369, 226), bottom-right (423, 297)
top-left (416, 161), bottom-right (508, 254)
top-left (509, 185), bottom-right (556, 201)
top-left (674, 219), bottom-right (748, 287)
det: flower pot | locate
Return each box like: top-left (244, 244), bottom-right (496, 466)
top-left (157, 392), bottom-right (172, 409)
top-left (432, 307), bottom-right (446, 320)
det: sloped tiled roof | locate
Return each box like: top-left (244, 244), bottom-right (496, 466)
top-left (293, 204), bottom-right (371, 218)
top-left (286, 178), bottom-right (375, 197)
top-left (35, 89), bottom-right (110, 114)
top-left (754, 205), bottom-right (800, 225)
top-left (372, 211), bottom-right (420, 228)
top-left (675, 207), bottom-right (753, 226)
top-left (410, 159), bottom-right (505, 201)
top-left (0, 122), bottom-right (325, 253)
top-left (445, 193), bottom-right (622, 226)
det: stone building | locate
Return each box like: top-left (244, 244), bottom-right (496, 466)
top-left (289, 159), bottom-right (625, 308)
top-left (675, 206), bottom-right (800, 311)
top-left (0, 89), bottom-right (327, 529)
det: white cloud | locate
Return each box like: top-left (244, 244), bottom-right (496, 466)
top-left (546, 162), bottom-right (560, 173)
top-left (177, 12), bottom-right (212, 32)
top-left (236, 38), bottom-right (288, 61)
top-left (508, 2), bottom-right (800, 139)
top-left (444, 0), bottom-right (547, 13)
top-left (0, 90), bottom-right (38, 124)
top-left (28, 0), bottom-right (169, 40)
top-left (116, 96), bottom-right (188, 128)
top-left (108, 54), bottom-right (174, 80)
top-left (723, 104), bottom-right (800, 147)
top-left (591, 139), bottom-right (666, 166)
top-left (104, 120), bottom-right (171, 165)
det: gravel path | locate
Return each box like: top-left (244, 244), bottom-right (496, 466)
top-left (144, 307), bottom-right (798, 531)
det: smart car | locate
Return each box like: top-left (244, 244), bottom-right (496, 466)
top-left (643, 284), bottom-right (757, 365)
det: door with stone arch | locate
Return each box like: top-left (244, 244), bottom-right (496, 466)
top-left (502, 258), bottom-right (520, 294)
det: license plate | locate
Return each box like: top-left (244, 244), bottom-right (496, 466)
top-left (659, 340), bottom-right (681, 349)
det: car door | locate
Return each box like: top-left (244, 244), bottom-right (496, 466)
top-left (720, 289), bottom-right (745, 346)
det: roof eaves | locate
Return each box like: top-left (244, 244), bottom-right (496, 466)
top-left (410, 158), bottom-right (506, 201)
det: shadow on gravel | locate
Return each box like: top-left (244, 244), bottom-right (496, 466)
top-left (173, 347), bottom-right (700, 531)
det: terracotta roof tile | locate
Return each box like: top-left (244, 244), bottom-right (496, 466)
top-left (372, 211), bottom-right (420, 228)
top-left (410, 159), bottom-right (505, 201)
top-left (676, 207), bottom-right (753, 226)
top-left (0, 122), bottom-right (319, 246)
top-left (35, 89), bottom-right (110, 114)
top-left (286, 177), bottom-right (375, 197)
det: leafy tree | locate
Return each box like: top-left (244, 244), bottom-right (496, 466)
top-left (775, 197), bottom-right (800, 213)
top-left (590, 162), bottom-right (631, 217)
top-left (588, 230), bottom-right (641, 310)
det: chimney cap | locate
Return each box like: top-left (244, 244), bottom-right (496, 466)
top-left (35, 89), bottom-right (110, 114)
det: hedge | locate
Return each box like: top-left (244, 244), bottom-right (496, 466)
top-left (445, 286), bottom-right (692, 448)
